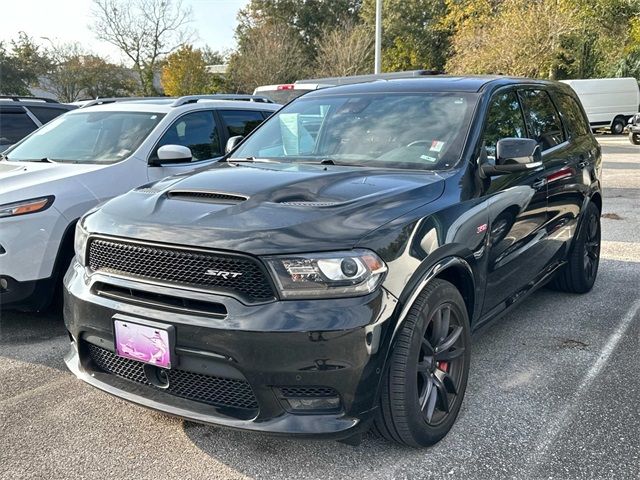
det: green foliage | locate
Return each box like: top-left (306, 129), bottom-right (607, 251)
top-left (446, 0), bottom-right (640, 80)
top-left (161, 45), bottom-right (211, 96)
top-left (361, 0), bottom-right (449, 71)
top-left (0, 33), bottom-right (51, 95)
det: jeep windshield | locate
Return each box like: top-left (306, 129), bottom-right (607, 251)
top-left (5, 111), bottom-right (164, 164)
top-left (231, 92), bottom-right (477, 170)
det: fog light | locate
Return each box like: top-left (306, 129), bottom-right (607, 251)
top-left (0, 278), bottom-right (8, 292)
top-left (285, 396), bottom-right (341, 411)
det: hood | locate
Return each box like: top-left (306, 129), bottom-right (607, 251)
top-left (0, 160), bottom-right (107, 204)
top-left (85, 162), bottom-right (446, 255)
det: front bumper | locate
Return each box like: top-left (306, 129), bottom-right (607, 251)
top-left (64, 262), bottom-right (398, 439)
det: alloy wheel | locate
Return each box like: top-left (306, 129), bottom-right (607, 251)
top-left (416, 304), bottom-right (466, 425)
top-left (583, 211), bottom-right (601, 282)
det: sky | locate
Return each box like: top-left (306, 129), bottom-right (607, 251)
top-left (1, 0), bottom-right (249, 63)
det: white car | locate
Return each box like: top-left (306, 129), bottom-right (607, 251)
top-left (0, 95), bottom-right (280, 310)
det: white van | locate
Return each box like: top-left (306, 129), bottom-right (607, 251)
top-left (560, 77), bottom-right (640, 134)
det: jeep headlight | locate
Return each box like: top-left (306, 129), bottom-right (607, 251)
top-left (264, 250), bottom-right (387, 299)
top-left (0, 196), bottom-right (54, 218)
top-left (74, 221), bottom-right (89, 266)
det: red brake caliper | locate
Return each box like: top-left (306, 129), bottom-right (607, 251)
top-left (437, 362), bottom-right (449, 372)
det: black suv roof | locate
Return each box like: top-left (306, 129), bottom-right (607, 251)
top-left (306, 76), bottom-right (568, 96)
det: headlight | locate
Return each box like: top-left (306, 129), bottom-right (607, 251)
top-left (264, 250), bottom-right (387, 299)
top-left (74, 221), bottom-right (89, 266)
top-left (0, 196), bottom-right (54, 218)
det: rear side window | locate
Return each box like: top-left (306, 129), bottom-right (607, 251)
top-left (28, 106), bottom-right (70, 125)
top-left (219, 110), bottom-right (265, 137)
top-left (0, 110), bottom-right (38, 145)
top-left (483, 91), bottom-right (527, 160)
top-left (518, 90), bottom-right (565, 150)
top-left (153, 110), bottom-right (222, 161)
top-left (554, 94), bottom-right (590, 138)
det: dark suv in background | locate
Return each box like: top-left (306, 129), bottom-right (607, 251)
top-left (0, 96), bottom-right (76, 151)
top-left (64, 76), bottom-right (602, 447)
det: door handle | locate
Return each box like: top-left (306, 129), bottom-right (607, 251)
top-left (532, 178), bottom-right (547, 189)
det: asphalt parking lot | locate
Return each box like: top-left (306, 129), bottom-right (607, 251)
top-left (1, 135), bottom-right (639, 480)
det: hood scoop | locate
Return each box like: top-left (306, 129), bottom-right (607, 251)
top-left (278, 200), bottom-right (340, 207)
top-left (167, 189), bottom-right (248, 204)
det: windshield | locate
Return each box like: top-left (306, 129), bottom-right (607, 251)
top-left (232, 92), bottom-right (477, 170)
top-left (5, 111), bottom-right (164, 164)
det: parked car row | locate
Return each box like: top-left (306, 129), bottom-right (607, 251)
top-left (0, 96), bottom-right (76, 151)
top-left (0, 94), bottom-right (279, 310)
top-left (1, 75), bottom-right (604, 448)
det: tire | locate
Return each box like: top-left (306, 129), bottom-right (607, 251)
top-left (549, 201), bottom-right (601, 293)
top-left (373, 279), bottom-right (471, 447)
top-left (611, 117), bottom-right (625, 135)
top-left (630, 132), bottom-right (640, 145)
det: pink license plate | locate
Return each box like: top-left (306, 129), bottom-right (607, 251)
top-left (114, 319), bottom-right (172, 368)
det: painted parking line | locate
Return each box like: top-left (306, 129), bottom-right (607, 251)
top-left (519, 299), bottom-right (640, 476)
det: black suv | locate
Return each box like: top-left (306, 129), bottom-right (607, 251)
top-left (64, 77), bottom-right (602, 447)
top-left (0, 96), bottom-right (76, 151)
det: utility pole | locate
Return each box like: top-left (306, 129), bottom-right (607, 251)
top-left (374, 0), bottom-right (382, 74)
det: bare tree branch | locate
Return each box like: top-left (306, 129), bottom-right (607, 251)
top-left (90, 0), bottom-right (193, 95)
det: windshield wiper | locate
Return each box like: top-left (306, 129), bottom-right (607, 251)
top-left (22, 157), bottom-right (56, 163)
top-left (227, 157), bottom-right (278, 163)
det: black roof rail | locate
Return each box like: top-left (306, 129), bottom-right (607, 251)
top-left (171, 94), bottom-right (274, 107)
top-left (79, 97), bottom-right (169, 108)
top-left (295, 70), bottom-right (446, 86)
top-left (0, 95), bottom-right (60, 103)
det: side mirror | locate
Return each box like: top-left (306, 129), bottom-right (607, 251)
top-left (150, 145), bottom-right (192, 166)
top-left (480, 138), bottom-right (542, 177)
top-left (225, 135), bottom-right (244, 154)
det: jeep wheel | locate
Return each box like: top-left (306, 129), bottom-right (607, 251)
top-left (374, 279), bottom-right (470, 447)
top-left (630, 132), bottom-right (640, 145)
top-left (549, 201), bottom-right (601, 293)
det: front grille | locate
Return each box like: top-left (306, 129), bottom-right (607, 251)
top-left (87, 343), bottom-right (259, 410)
top-left (88, 238), bottom-right (276, 303)
top-left (279, 386), bottom-right (339, 398)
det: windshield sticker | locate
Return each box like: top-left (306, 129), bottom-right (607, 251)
top-left (279, 113), bottom-right (300, 155)
top-left (430, 141), bottom-right (445, 152)
top-left (420, 154), bottom-right (438, 162)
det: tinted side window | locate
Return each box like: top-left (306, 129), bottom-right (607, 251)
top-left (219, 110), bottom-right (265, 137)
top-left (554, 93), bottom-right (590, 138)
top-left (154, 111), bottom-right (221, 161)
top-left (483, 91), bottom-right (527, 160)
top-left (28, 106), bottom-right (69, 125)
top-left (0, 111), bottom-right (38, 145)
top-left (518, 90), bottom-right (565, 150)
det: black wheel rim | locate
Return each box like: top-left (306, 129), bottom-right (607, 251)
top-left (583, 211), bottom-right (601, 281)
top-left (416, 303), bottom-right (466, 426)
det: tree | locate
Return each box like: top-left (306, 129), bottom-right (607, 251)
top-left (91, 0), bottom-right (193, 95)
top-left (446, 0), bottom-right (582, 79)
top-left (360, 0), bottom-right (450, 72)
top-left (39, 42), bottom-right (136, 102)
top-left (444, 0), bottom-right (640, 80)
top-left (314, 21), bottom-right (373, 77)
top-left (161, 45), bottom-right (210, 96)
top-left (236, 0), bottom-right (363, 60)
top-left (226, 21), bottom-right (308, 93)
top-left (0, 33), bottom-right (51, 95)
